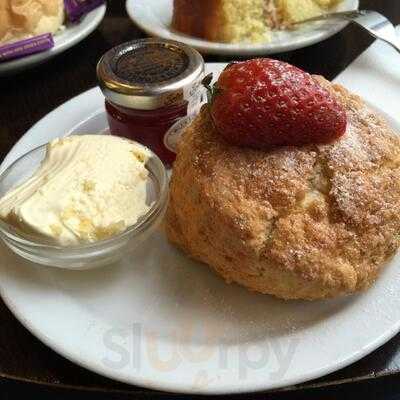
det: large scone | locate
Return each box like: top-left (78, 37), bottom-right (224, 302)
top-left (166, 77), bottom-right (400, 300)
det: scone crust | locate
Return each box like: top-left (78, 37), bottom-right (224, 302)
top-left (166, 77), bottom-right (400, 300)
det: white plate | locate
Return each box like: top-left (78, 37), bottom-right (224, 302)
top-left (0, 4), bottom-right (106, 76)
top-left (126, 0), bottom-right (358, 56)
top-left (1, 64), bottom-right (400, 395)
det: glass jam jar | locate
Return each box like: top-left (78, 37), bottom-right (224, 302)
top-left (97, 39), bottom-right (205, 167)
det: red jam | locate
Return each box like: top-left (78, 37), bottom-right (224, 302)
top-left (97, 39), bottom-right (205, 167)
top-left (105, 100), bottom-right (188, 167)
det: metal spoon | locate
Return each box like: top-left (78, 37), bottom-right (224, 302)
top-left (294, 10), bottom-right (400, 54)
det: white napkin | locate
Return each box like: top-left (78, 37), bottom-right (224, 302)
top-left (335, 26), bottom-right (400, 121)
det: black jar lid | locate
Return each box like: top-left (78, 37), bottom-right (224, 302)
top-left (97, 38), bottom-right (204, 110)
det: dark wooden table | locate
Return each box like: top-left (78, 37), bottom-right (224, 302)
top-left (1, 1), bottom-right (400, 398)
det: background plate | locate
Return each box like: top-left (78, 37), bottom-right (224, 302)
top-left (126, 0), bottom-right (359, 56)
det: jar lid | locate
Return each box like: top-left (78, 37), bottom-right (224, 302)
top-left (97, 38), bottom-right (205, 111)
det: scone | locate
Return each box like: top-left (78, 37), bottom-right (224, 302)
top-left (166, 75), bottom-right (400, 300)
top-left (0, 0), bottom-right (64, 45)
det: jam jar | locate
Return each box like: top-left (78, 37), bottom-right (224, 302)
top-left (97, 39), bottom-right (205, 166)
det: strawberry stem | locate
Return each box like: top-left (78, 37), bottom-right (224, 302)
top-left (202, 73), bottom-right (222, 104)
top-left (202, 73), bottom-right (214, 103)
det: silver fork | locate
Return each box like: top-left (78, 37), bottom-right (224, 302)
top-left (294, 10), bottom-right (400, 54)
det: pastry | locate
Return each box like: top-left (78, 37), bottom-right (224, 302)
top-left (0, 0), bottom-right (64, 45)
top-left (172, 0), bottom-right (341, 43)
top-left (166, 60), bottom-right (400, 300)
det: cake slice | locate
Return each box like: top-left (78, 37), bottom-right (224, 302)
top-left (172, 0), bottom-right (272, 43)
top-left (172, 0), bottom-right (342, 43)
top-left (278, 0), bottom-right (339, 24)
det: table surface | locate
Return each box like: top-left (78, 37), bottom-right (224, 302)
top-left (1, 0), bottom-right (400, 397)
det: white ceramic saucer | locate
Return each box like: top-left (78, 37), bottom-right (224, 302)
top-left (126, 0), bottom-right (358, 56)
top-left (1, 63), bottom-right (400, 395)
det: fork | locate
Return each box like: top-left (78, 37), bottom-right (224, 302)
top-left (294, 10), bottom-right (400, 54)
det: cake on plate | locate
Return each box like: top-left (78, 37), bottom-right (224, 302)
top-left (172, 0), bottom-right (342, 43)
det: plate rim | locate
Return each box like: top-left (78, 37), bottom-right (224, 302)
top-left (0, 4), bottom-right (107, 75)
top-left (1, 64), bottom-right (400, 395)
top-left (1, 265), bottom-right (400, 396)
top-left (125, 0), bottom-right (359, 55)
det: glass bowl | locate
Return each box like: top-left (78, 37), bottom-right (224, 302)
top-left (0, 140), bottom-right (168, 270)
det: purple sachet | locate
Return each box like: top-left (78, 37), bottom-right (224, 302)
top-left (0, 33), bottom-right (54, 63)
top-left (64, 0), bottom-right (105, 23)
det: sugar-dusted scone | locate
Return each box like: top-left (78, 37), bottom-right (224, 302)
top-left (166, 76), bottom-right (400, 300)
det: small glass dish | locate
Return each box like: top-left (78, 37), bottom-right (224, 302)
top-left (0, 140), bottom-right (168, 270)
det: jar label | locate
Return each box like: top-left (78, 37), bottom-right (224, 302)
top-left (164, 115), bottom-right (197, 153)
top-left (185, 78), bottom-right (204, 115)
top-left (164, 83), bottom-right (206, 154)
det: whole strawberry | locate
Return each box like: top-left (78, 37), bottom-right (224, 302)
top-left (209, 59), bottom-right (347, 149)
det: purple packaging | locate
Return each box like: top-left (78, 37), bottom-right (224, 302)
top-left (0, 33), bottom-right (54, 63)
top-left (64, 0), bottom-right (105, 22)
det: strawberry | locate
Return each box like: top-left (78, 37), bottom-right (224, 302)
top-left (207, 58), bottom-right (347, 149)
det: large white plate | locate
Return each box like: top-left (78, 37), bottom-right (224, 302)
top-left (0, 4), bottom-right (106, 76)
top-left (1, 64), bottom-right (400, 395)
top-left (126, 0), bottom-right (358, 56)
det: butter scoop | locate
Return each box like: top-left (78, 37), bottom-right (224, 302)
top-left (0, 135), bottom-right (152, 246)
